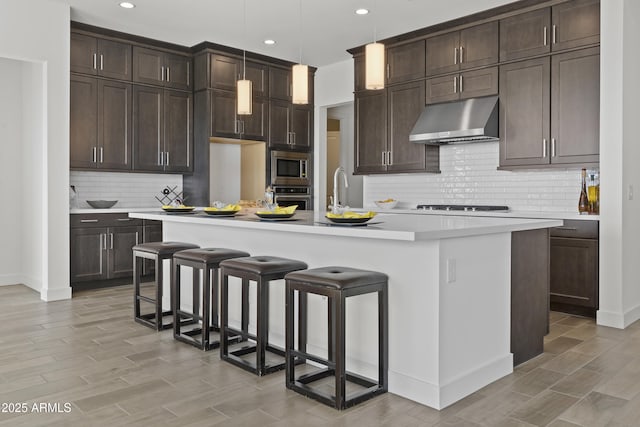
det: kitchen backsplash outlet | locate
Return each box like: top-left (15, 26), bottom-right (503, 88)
top-left (70, 171), bottom-right (182, 208)
top-left (364, 141), bottom-right (591, 213)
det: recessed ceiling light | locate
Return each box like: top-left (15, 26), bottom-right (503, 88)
top-left (264, 39), bottom-right (276, 45)
top-left (355, 8), bottom-right (369, 15)
top-left (119, 2), bottom-right (135, 9)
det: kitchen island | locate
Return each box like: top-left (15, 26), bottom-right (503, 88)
top-left (130, 210), bottom-right (562, 409)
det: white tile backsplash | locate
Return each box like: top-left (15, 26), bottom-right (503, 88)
top-left (70, 171), bottom-right (182, 209)
top-left (363, 141), bottom-right (592, 213)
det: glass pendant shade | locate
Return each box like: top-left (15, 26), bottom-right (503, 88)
top-left (237, 79), bottom-right (252, 115)
top-left (365, 42), bottom-right (385, 90)
top-left (292, 63), bottom-right (309, 104)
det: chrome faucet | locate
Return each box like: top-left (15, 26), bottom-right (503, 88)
top-left (332, 166), bottom-right (349, 213)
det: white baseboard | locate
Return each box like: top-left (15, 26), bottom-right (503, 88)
top-left (41, 287), bottom-right (72, 301)
top-left (597, 309), bottom-right (625, 329)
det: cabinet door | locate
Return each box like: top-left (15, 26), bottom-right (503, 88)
top-left (388, 81), bottom-right (432, 173)
top-left (500, 8), bottom-right (551, 62)
top-left (133, 85), bottom-right (164, 171)
top-left (71, 33), bottom-right (98, 75)
top-left (269, 66), bottom-right (292, 101)
top-left (108, 226), bottom-right (141, 279)
top-left (70, 75), bottom-right (98, 169)
top-left (426, 31), bottom-right (460, 76)
top-left (551, 48), bottom-right (599, 165)
top-left (98, 80), bottom-right (132, 170)
top-left (459, 22), bottom-right (499, 70)
top-left (133, 47), bottom-right (164, 86)
top-left (164, 90), bottom-right (193, 172)
top-left (355, 90), bottom-right (387, 174)
top-left (70, 227), bottom-right (107, 283)
top-left (459, 67), bottom-right (499, 100)
top-left (242, 97), bottom-right (268, 141)
top-left (210, 89), bottom-right (239, 139)
top-left (425, 74), bottom-right (459, 105)
top-left (353, 54), bottom-right (366, 92)
top-left (552, 0), bottom-right (600, 51)
top-left (246, 61), bottom-right (268, 97)
top-left (164, 52), bottom-right (192, 90)
top-left (269, 99), bottom-right (292, 148)
top-left (210, 54), bottom-right (240, 91)
top-left (550, 237), bottom-right (598, 308)
top-left (291, 105), bottom-right (312, 150)
top-left (499, 58), bottom-right (550, 168)
top-left (97, 39), bottom-right (131, 80)
top-left (387, 40), bottom-right (425, 84)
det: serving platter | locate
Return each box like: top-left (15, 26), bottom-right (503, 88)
top-left (162, 206), bottom-right (196, 213)
top-left (255, 212), bottom-right (296, 220)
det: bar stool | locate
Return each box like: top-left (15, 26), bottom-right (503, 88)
top-left (132, 241), bottom-right (198, 331)
top-left (172, 248), bottom-right (250, 350)
top-left (219, 256), bottom-right (308, 376)
top-left (284, 266), bottom-right (388, 410)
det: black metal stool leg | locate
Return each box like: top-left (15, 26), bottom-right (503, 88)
top-left (220, 273), bottom-right (229, 358)
top-left (334, 293), bottom-right (346, 410)
top-left (241, 278), bottom-right (250, 339)
top-left (155, 256), bottom-right (163, 331)
top-left (192, 267), bottom-right (200, 323)
top-left (173, 259), bottom-right (181, 337)
top-left (256, 277), bottom-right (268, 375)
top-left (211, 267), bottom-right (220, 329)
top-left (202, 264), bottom-right (211, 349)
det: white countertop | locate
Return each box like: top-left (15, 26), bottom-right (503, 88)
top-left (129, 210), bottom-right (563, 242)
top-left (70, 207), bottom-right (159, 214)
top-left (366, 207), bottom-right (599, 221)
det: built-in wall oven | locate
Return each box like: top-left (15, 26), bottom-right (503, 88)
top-left (270, 150), bottom-right (310, 187)
top-left (274, 186), bottom-right (312, 210)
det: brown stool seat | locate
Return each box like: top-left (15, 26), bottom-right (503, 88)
top-left (174, 248), bottom-right (250, 264)
top-left (172, 248), bottom-right (250, 351)
top-left (133, 241), bottom-right (198, 256)
top-left (284, 267), bottom-right (388, 290)
top-left (219, 256), bottom-right (308, 276)
top-left (284, 266), bottom-right (388, 410)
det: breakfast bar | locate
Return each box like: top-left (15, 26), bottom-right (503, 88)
top-left (129, 210), bottom-right (562, 409)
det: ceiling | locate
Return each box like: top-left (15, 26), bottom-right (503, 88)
top-left (61, 0), bottom-right (515, 67)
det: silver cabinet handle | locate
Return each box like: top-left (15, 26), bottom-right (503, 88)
top-left (386, 63), bottom-right (390, 80)
top-left (93, 53), bottom-right (97, 70)
top-left (166, 67), bottom-right (170, 82)
top-left (554, 226), bottom-right (578, 231)
top-left (135, 231), bottom-right (139, 245)
top-left (116, 218), bottom-right (131, 222)
top-left (543, 26), bottom-right (548, 46)
top-left (165, 151), bottom-right (169, 166)
top-left (459, 46), bottom-right (464, 63)
top-left (102, 233), bottom-right (107, 250)
top-left (454, 47), bottom-right (458, 65)
top-left (291, 132), bottom-right (295, 145)
top-left (551, 138), bottom-right (556, 157)
top-left (161, 66), bottom-right (165, 81)
top-left (542, 138), bottom-right (547, 158)
top-left (100, 54), bottom-right (104, 70)
top-left (110, 233), bottom-right (114, 250)
top-left (388, 151), bottom-right (393, 166)
top-left (187, 61), bottom-right (190, 86)
top-left (99, 147), bottom-right (103, 163)
top-left (552, 25), bottom-right (557, 44)
top-left (158, 151), bottom-right (163, 166)
top-left (382, 151), bottom-right (387, 166)
top-left (80, 219), bottom-right (99, 223)
top-left (459, 75), bottom-right (463, 93)
top-left (453, 75), bottom-right (457, 93)
top-left (92, 146), bottom-right (97, 163)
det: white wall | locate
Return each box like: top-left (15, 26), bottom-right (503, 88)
top-left (210, 144), bottom-right (241, 203)
top-left (0, 0), bottom-right (71, 301)
top-left (0, 59), bottom-right (24, 285)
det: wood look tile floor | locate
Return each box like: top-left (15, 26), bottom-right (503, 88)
top-left (2, 285), bottom-right (640, 426)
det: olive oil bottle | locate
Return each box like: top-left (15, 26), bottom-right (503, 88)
top-left (578, 168), bottom-right (589, 214)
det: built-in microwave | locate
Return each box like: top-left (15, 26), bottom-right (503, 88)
top-left (270, 150), bottom-right (310, 186)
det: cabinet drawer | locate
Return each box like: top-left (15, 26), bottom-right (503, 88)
top-left (71, 213), bottom-right (142, 228)
top-left (550, 219), bottom-right (598, 239)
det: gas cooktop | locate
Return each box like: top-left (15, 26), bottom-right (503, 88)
top-left (416, 204), bottom-right (509, 212)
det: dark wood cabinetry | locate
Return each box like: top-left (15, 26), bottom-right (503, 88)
top-left (426, 22), bottom-right (498, 76)
top-left (71, 75), bottom-right (132, 170)
top-left (133, 85), bottom-right (192, 173)
top-left (355, 90), bottom-right (387, 174)
top-left (551, 0), bottom-right (600, 51)
top-left (210, 89), bottom-right (268, 142)
top-left (133, 46), bottom-right (191, 91)
top-left (269, 100), bottom-right (311, 150)
top-left (425, 67), bottom-right (498, 104)
top-left (209, 55), bottom-right (268, 96)
top-left (387, 40), bottom-right (425, 85)
top-left (71, 33), bottom-right (132, 80)
top-left (499, 47), bottom-right (599, 168)
top-left (500, 8), bottom-right (551, 62)
top-left (269, 66), bottom-right (292, 100)
top-left (550, 220), bottom-right (599, 317)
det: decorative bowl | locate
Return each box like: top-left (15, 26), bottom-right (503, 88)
top-left (86, 200), bottom-right (118, 209)
top-left (374, 199), bottom-right (398, 209)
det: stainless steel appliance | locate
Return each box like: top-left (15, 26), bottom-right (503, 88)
top-left (274, 186), bottom-right (312, 210)
top-left (271, 150), bottom-right (310, 186)
top-left (416, 204), bottom-right (509, 212)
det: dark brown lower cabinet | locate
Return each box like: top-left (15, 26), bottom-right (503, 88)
top-left (550, 220), bottom-right (599, 317)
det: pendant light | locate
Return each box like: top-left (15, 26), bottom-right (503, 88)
top-left (365, 0), bottom-right (385, 90)
top-left (291, 0), bottom-right (309, 104)
top-left (237, 0), bottom-right (252, 115)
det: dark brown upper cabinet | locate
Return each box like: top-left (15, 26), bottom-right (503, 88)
top-left (70, 75), bottom-right (132, 170)
top-left (269, 66), bottom-right (292, 100)
top-left (425, 67), bottom-right (498, 104)
top-left (353, 54), bottom-right (366, 92)
top-left (71, 33), bottom-right (132, 80)
top-left (500, 0), bottom-right (599, 61)
top-left (210, 89), bottom-right (268, 142)
top-left (133, 47), bottom-right (192, 91)
top-left (269, 100), bottom-right (311, 150)
top-left (387, 40), bottom-right (426, 85)
top-left (426, 22), bottom-right (498, 76)
top-left (209, 54), bottom-right (268, 97)
top-left (355, 90), bottom-right (387, 174)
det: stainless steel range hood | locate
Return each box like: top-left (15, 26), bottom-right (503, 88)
top-left (409, 95), bottom-right (499, 145)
